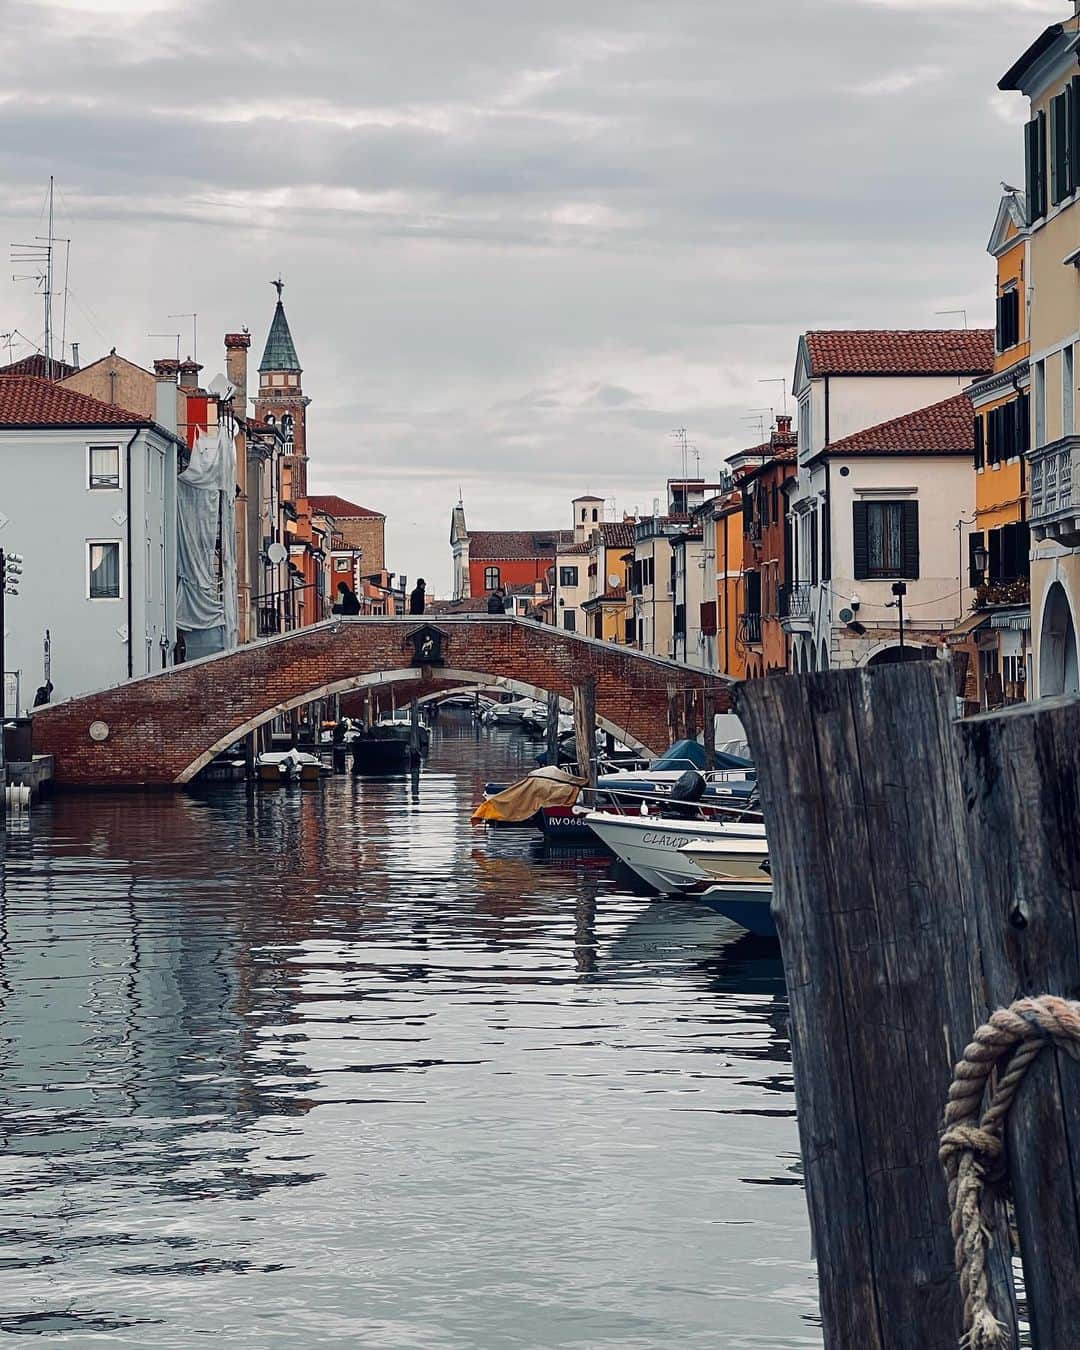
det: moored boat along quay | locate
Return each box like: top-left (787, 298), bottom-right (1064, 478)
top-left (0, 711), bottom-right (818, 1349)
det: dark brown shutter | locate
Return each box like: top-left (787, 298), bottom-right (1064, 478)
top-left (821, 494), bottom-right (831, 581)
top-left (1017, 521), bottom-right (1031, 579)
top-left (1071, 76), bottom-right (1080, 196)
top-left (901, 501), bottom-right (920, 579)
top-left (995, 295), bottom-right (1004, 350)
top-left (1026, 113), bottom-right (1048, 221)
top-left (853, 501), bottom-right (869, 581)
top-left (1052, 92), bottom-right (1070, 205)
top-left (974, 414), bottom-right (985, 469)
top-left (1018, 390), bottom-right (1031, 454)
top-left (989, 527), bottom-right (1002, 583)
top-left (969, 531), bottom-right (985, 589)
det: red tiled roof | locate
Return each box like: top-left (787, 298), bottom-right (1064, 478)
top-left (803, 330), bottom-right (993, 377)
top-left (1, 353), bottom-right (77, 380)
top-left (596, 521), bottom-right (636, 549)
top-left (824, 393), bottom-right (975, 456)
top-left (563, 540), bottom-right (592, 555)
top-left (469, 529), bottom-right (574, 560)
top-left (583, 586), bottom-right (627, 606)
top-left (307, 493), bottom-right (384, 519)
top-left (0, 375), bottom-right (152, 428)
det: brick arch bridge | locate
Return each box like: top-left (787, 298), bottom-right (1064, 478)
top-left (33, 616), bottom-right (735, 788)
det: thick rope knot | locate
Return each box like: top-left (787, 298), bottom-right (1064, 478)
top-left (940, 994), bottom-right (1080, 1350)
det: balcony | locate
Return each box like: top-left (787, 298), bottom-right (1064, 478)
top-left (1029, 435), bottom-right (1080, 546)
top-left (737, 611), bottom-right (762, 646)
top-left (779, 581), bottom-right (813, 630)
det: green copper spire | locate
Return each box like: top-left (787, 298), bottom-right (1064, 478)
top-left (258, 277), bottom-right (301, 373)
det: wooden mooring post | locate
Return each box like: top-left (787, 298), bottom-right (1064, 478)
top-left (736, 661), bottom-right (1017, 1350)
top-left (546, 688), bottom-right (561, 768)
top-left (573, 678), bottom-right (597, 787)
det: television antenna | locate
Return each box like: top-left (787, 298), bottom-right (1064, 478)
top-left (758, 377), bottom-right (788, 414)
top-left (10, 177), bottom-right (70, 376)
top-left (168, 312), bottom-right (198, 362)
top-left (149, 332), bottom-right (182, 362)
top-left (671, 426), bottom-right (689, 480)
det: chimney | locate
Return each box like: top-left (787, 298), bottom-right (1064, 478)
top-left (774, 413), bottom-right (793, 440)
top-left (178, 357), bottom-right (202, 389)
top-left (225, 330), bottom-right (250, 418)
top-left (154, 361), bottom-right (178, 436)
top-left (70, 341), bottom-right (80, 370)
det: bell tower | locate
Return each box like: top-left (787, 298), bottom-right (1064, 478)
top-left (254, 277), bottom-right (310, 497)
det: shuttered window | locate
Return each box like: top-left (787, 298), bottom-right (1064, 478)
top-left (853, 500), bottom-right (919, 580)
top-left (989, 522), bottom-right (1031, 582)
top-left (974, 415), bottom-right (985, 469)
top-left (1051, 91), bottom-right (1072, 205)
top-left (700, 600), bottom-right (717, 637)
top-left (1026, 111), bottom-right (1048, 222)
top-left (995, 289), bottom-right (1020, 351)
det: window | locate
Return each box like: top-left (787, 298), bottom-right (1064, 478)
top-left (1026, 110), bottom-right (1048, 222)
top-left (88, 541), bottom-right (121, 598)
top-left (483, 566), bottom-right (500, 590)
top-left (334, 557), bottom-right (352, 573)
top-left (592, 508), bottom-right (598, 522)
top-left (146, 537), bottom-right (152, 601)
top-left (559, 566), bottom-right (578, 587)
top-left (562, 608), bottom-right (576, 632)
top-left (1050, 82), bottom-right (1079, 206)
top-left (852, 501), bottom-right (919, 580)
top-left (995, 288), bottom-right (1020, 352)
top-left (88, 444), bottom-right (120, 489)
top-left (673, 603), bottom-right (686, 638)
top-left (1065, 344), bottom-right (1075, 438)
top-left (798, 397), bottom-right (812, 455)
top-left (974, 414), bottom-right (985, 469)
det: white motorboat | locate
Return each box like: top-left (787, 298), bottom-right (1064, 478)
top-left (696, 880), bottom-right (777, 938)
top-left (583, 811), bottom-right (766, 893)
top-left (679, 836), bottom-right (770, 883)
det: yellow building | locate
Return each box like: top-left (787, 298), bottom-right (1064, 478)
top-left (999, 10), bottom-right (1080, 695)
top-left (699, 490), bottom-right (746, 678)
top-left (581, 521), bottom-right (636, 642)
top-left (965, 188), bottom-right (1032, 705)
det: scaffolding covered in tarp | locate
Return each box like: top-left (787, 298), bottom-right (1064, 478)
top-left (177, 423), bottom-right (238, 657)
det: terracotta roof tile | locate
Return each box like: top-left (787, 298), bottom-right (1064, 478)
top-left (469, 529), bottom-right (573, 560)
top-left (596, 521), bottom-right (636, 549)
top-left (307, 493), bottom-right (384, 519)
top-left (825, 392), bottom-right (975, 456)
top-left (1, 353), bottom-right (77, 380)
top-left (0, 375), bottom-right (152, 428)
top-left (803, 330), bottom-right (993, 377)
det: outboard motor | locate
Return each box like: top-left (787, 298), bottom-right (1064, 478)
top-left (667, 769), bottom-right (707, 817)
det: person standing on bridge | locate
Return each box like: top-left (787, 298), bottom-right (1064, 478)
top-left (333, 581), bottom-right (361, 616)
top-left (409, 578), bottom-right (426, 615)
top-left (486, 587), bottom-right (507, 615)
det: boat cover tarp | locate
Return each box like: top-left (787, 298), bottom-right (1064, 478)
top-left (177, 423), bottom-right (238, 647)
top-left (642, 739), bottom-right (753, 772)
top-left (472, 766), bottom-right (587, 823)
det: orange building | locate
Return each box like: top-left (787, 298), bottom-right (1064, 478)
top-left (450, 500), bottom-right (572, 600)
top-left (965, 187), bottom-right (1032, 706)
top-left (698, 490), bottom-right (745, 677)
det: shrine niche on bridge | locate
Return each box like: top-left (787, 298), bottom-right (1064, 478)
top-left (406, 625), bottom-right (448, 668)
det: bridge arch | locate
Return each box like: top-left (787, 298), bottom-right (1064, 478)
top-left (179, 667), bottom-right (649, 783)
top-left (33, 616), bottom-right (734, 788)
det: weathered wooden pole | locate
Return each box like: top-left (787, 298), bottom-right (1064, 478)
top-left (573, 678), bottom-right (597, 786)
top-left (666, 682), bottom-right (680, 745)
top-left (683, 688), bottom-right (698, 742)
top-left (736, 661), bottom-right (1016, 1350)
top-left (702, 689), bottom-right (715, 770)
top-left (546, 688), bottom-right (561, 767)
top-left (954, 694), bottom-right (1080, 1346)
top-left (409, 698), bottom-right (421, 760)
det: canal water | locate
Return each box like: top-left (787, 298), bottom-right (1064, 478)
top-left (0, 712), bottom-right (819, 1348)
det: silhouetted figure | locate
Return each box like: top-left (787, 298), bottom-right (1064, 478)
top-left (409, 578), bottom-right (427, 615)
top-left (32, 681), bottom-right (53, 707)
top-left (333, 581), bottom-right (361, 616)
top-left (486, 588), bottom-right (507, 614)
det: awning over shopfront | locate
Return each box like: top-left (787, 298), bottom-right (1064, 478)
top-left (947, 612), bottom-right (991, 640)
top-left (990, 608), bottom-right (1031, 632)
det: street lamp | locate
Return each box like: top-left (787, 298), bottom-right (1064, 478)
top-left (973, 543), bottom-right (989, 579)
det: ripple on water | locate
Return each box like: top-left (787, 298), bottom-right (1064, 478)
top-left (0, 713), bottom-right (819, 1347)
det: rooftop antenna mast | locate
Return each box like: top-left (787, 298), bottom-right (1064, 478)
top-left (11, 176), bottom-right (61, 375)
top-left (671, 427), bottom-right (689, 481)
top-left (758, 377), bottom-right (788, 414)
top-left (168, 312), bottom-right (198, 362)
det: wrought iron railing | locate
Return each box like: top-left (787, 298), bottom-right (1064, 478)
top-left (779, 581), bottom-right (812, 620)
top-left (737, 611), bottom-right (762, 645)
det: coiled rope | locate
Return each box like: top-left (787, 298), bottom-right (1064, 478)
top-left (939, 995), bottom-right (1080, 1350)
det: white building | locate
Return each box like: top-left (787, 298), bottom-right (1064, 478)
top-left (670, 524), bottom-right (706, 665)
top-left (0, 375), bottom-right (179, 710)
top-left (785, 330), bottom-right (993, 669)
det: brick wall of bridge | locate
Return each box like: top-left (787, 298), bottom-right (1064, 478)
top-left (32, 618), bottom-right (733, 788)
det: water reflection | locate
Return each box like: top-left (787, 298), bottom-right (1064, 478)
top-left (0, 712), bottom-right (819, 1347)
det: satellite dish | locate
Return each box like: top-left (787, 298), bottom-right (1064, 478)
top-left (266, 541), bottom-right (288, 566)
top-left (839, 607), bottom-right (855, 624)
top-left (207, 373), bottom-right (236, 401)
top-left (607, 573), bottom-right (621, 588)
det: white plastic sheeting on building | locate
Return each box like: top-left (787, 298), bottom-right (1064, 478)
top-left (176, 423), bottom-right (238, 654)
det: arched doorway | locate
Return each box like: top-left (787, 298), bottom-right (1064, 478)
top-left (1039, 581), bottom-right (1080, 696)
top-left (819, 640), bottom-right (829, 671)
top-left (865, 643), bottom-right (932, 666)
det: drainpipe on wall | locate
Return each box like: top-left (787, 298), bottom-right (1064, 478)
top-left (124, 429), bottom-right (139, 679)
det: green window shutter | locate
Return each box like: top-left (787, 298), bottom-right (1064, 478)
top-left (1026, 115), bottom-right (1048, 221)
top-left (988, 527), bottom-right (1002, 583)
top-left (974, 414), bottom-right (985, 469)
top-left (968, 531), bottom-right (985, 589)
top-left (901, 501), bottom-right (920, 579)
top-left (852, 501), bottom-right (869, 581)
top-left (1018, 390), bottom-right (1031, 454)
top-left (1051, 93), bottom-right (1069, 205)
top-left (1071, 77), bottom-right (1080, 196)
top-left (1017, 521), bottom-right (1031, 579)
top-left (821, 495), bottom-right (832, 581)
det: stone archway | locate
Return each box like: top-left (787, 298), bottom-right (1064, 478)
top-left (1039, 580), bottom-right (1080, 696)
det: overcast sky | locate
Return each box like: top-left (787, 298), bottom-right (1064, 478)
top-left (0, 0), bottom-right (1062, 591)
